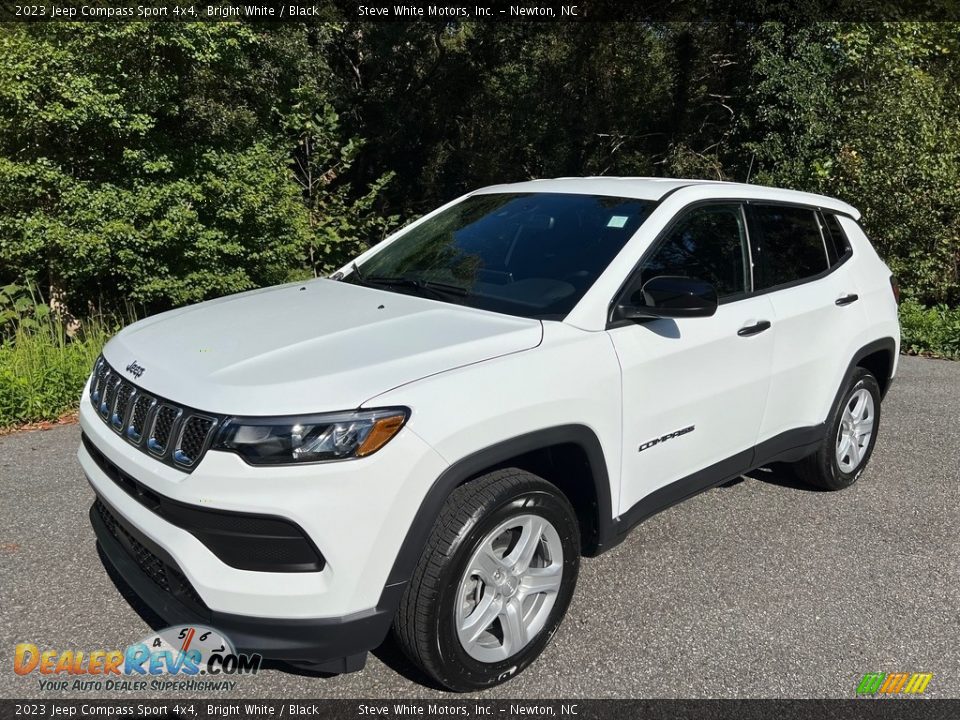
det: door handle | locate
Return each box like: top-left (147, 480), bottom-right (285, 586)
top-left (737, 320), bottom-right (771, 337)
top-left (835, 293), bottom-right (859, 306)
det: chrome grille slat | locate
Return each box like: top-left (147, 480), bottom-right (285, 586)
top-left (173, 415), bottom-right (218, 467)
top-left (126, 394), bottom-right (156, 444)
top-left (99, 375), bottom-right (120, 419)
top-left (88, 357), bottom-right (222, 472)
top-left (111, 383), bottom-right (136, 431)
top-left (147, 404), bottom-right (182, 456)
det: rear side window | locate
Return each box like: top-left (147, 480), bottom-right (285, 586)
top-left (821, 212), bottom-right (852, 265)
top-left (750, 204), bottom-right (829, 290)
top-left (637, 203), bottom-right (749, 300)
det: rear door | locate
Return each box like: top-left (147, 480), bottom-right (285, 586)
top-left (747, 204), bottom-right (867, 441)
top-left (609, 202), bottom-right (775, 517)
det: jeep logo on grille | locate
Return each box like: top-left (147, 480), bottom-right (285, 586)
top-left (125, 361), bottom-right (146, 379)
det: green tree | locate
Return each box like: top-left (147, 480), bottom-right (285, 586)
top-left (0, 23), bottom-right (394, 313)
top-left (741, 22), bottom-right (960, 305)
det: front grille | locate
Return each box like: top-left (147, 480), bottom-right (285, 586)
top-left (93, 498), bottom-right (208, 612)
top-left (88, 357), bottom-right (221, 472)
top-left (127, 394), bottom-right (155, 443)
top-left (112, 383), bottom-right (136, 430)
top-left (147, 404), bottom-right (180, 456)
top-left (90, 357), bottom-right (110, 404)
top-left (100, 376), bottom-right (121, 420)
top-left (174, 415), bottom-right (217, 466)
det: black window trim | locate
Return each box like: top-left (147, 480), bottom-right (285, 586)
top-left (819, 209), bottom-right (854, 266)
top-left (606, 197), bottom-right (856, 328)
top-left (814, 209), bottom-right (833, 268)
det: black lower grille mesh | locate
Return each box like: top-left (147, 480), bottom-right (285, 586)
top-left (93, 498), bottom-right (207, 611)
top-left (94, 498), bottom-right (170, 591)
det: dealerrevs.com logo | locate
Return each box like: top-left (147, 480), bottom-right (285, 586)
top-left (14, 625), bottom-right (261, 692)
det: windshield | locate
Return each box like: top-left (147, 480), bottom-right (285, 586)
top-left (346, 192), bottom-right (655, 319)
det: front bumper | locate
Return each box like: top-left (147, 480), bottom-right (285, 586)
top-left (90, 493), bottom-right (399, 671)
top-left (78, 389), bottom-right (448, 668)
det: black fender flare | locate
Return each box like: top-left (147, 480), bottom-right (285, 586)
top-left (828, 337), bottom-right (897, 418)
top-left (377, 424), bottom-right (615, 605)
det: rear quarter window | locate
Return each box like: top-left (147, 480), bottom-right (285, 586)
top-left (821, 212), bottom-right (852, 265)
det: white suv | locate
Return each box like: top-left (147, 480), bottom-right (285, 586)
top-left (79, 177), bottom-right (900, 691)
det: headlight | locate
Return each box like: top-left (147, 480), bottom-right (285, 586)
top-left (213, 408), bottom-right (409, 465)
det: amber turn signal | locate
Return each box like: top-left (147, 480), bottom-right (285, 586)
top-left (356, 414), bottom-right (407, 457)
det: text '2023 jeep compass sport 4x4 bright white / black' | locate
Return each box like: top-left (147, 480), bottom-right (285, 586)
top-left (79, 177), bottom-right (900, 691)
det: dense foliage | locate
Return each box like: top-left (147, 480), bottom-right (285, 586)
top-left (0, 24), bottom-right (395, 315)
top-left (0, 23), bottom-right (960, 314)
top-left (0, 22), bottom-right (958, 426)
top-left (1, 22), bottom-right (958, 314)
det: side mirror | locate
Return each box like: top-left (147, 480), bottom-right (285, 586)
top-left (616, 275), bottom-right (718, 321)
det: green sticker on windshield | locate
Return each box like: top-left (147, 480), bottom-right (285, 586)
top-left (607, 215), bottom-right (629, 228)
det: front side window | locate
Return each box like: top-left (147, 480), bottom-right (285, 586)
top-left (632, 203), bottom-right (750, 302)
top-left (348, 193), bottom-right (655, 319)
top-left (750, 204), bottom-right (829, 289)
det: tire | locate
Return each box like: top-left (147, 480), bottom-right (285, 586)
top-left (793, 367), bottom-right (882, 490)
top-left (393, 468), bottom-right (580, 692)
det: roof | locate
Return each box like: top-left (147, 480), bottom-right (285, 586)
top-left (471, 176), bottom-right (860, 219)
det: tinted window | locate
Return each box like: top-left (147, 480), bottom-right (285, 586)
top-left (350, 193), bottom-right (655, 319)
top-left (822, 212), bottom-right (851, 265)
top-left (636, 203), bottom-right (749, 300)
top-left (751, 205), bottom-right (829, 289)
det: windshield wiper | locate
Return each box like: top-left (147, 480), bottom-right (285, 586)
top-left (365, 275), bottom-right (469, 299)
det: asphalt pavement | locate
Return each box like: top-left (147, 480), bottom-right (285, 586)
top-left (1, 355), bottom-right (957, 699)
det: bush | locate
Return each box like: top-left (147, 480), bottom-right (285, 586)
top-left (0, 284), bottom-right (113, 429)
top-left (899, 299), bottom-right (960, 359)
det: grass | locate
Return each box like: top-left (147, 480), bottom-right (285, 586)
top-left (899, 299), bottom-right (960, 360)
top-left (0, 284), bottom-right (115, 429)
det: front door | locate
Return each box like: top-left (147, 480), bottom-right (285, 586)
top-left (609, 202), bottom-right (775, 517)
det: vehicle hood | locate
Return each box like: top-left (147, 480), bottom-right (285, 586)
top-left (102, 279), bottom-right (543, 415)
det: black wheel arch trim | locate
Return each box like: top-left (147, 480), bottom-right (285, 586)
top-left (380, 424), bottom-right (614, 596)
top-left (834, 337), bottom-right (897, 407)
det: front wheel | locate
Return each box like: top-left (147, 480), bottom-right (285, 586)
top-left (393, 469), bottom-right (580, 691)
top-left (793, 367), bottom-right (882, 490)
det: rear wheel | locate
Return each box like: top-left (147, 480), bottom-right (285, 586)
top-left (393, 469), bottom-right (580, 691)
top-left (793, 367), bottom-right (882, 490)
